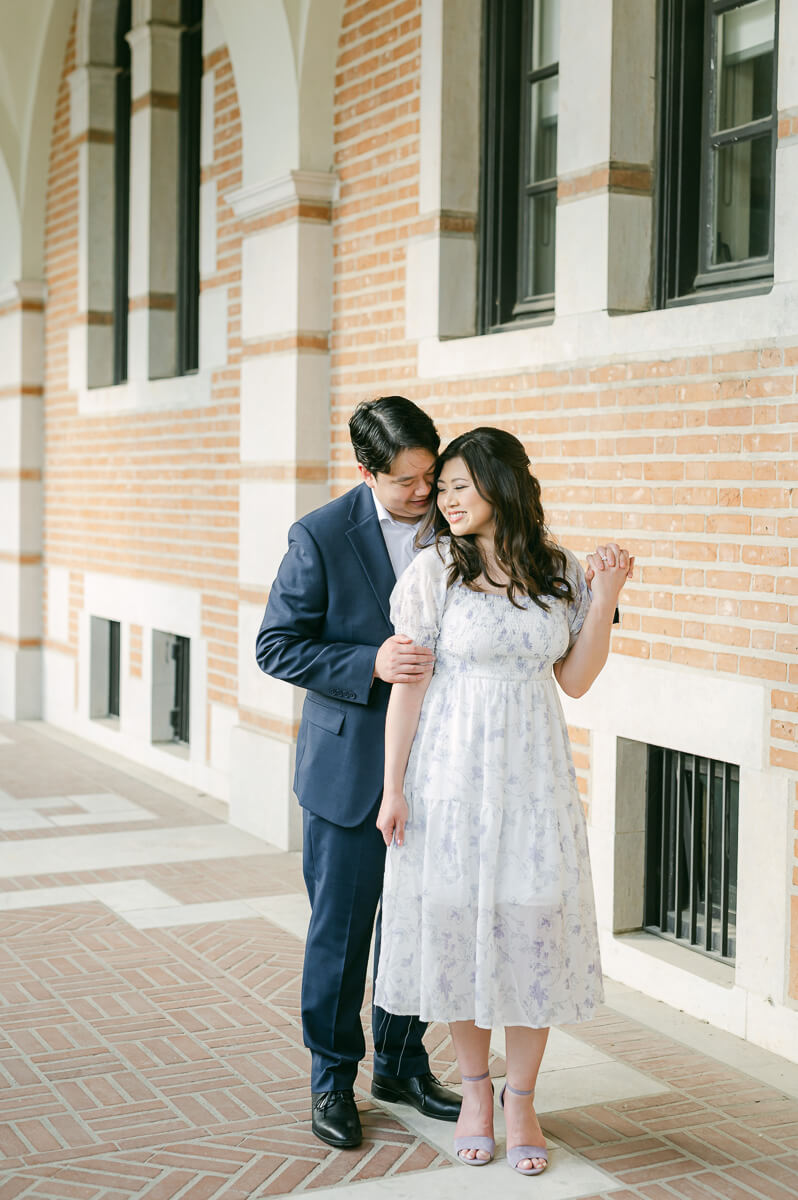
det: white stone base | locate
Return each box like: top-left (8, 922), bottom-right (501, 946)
top-left (602, 931), bottom-right (798, 1068)
top-left (229, 724), bottom-right (301, 851)
top-left (0, 645), bottom-right (42, 719)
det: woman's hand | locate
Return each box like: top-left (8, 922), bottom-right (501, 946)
top-left (585, 543), bottom-right (634, 607)
top-left (377, 790), bottom-right (409, 847)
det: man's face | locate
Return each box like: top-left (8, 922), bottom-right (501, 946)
top-left (359, 447), bottom-right (437, 524)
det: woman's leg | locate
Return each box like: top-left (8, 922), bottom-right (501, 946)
top-left (449, 1021), bottom-right (493, 1161)
top-left (503, 1026), bottom-right (549, 1171)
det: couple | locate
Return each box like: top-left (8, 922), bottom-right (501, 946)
top-left (256, 396), bottom-right (632, 1174)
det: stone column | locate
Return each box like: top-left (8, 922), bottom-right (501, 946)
top-left (127, 0), bottom-right (182, 380)
top-left (406, 0), bottom-right (481, 341)
top-left (556, 0), bottom-right (656, 316)
top-left (68, 63), bottom-right (118, 389)
top-left (0, 280), bottom-right (44, 718)
top-left (227, 169), bottom-right (336, 851)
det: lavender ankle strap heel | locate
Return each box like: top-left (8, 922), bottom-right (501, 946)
top-left (499, 1082), bottom-right (549, 1176)
top-left (454, 1071), bottom-right (495, 1166)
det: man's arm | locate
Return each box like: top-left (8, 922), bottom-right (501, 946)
top-left (255, 522), bottom-right (434, 704)
top-left (256, 522), bottom-right (378, 705)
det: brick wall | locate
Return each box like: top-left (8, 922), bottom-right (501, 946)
top-left (43, 17), bottom-right (243, 722)
top-left (329, 0), bottom-right (798, 997)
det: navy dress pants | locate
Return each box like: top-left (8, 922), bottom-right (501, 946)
top-left (301, 807), bottom-right (429, 1092)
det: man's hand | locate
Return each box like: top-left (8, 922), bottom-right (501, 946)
top-left (376, 789), bottom-right (409, 847)
top-left (374, 634), bottom-right (434, 684)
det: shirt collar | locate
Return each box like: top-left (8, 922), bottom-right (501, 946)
top-left (371, 488), bottom-right (422, 533)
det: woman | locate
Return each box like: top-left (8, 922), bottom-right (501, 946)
top-left (374, 427), bottom-right (632, 1175)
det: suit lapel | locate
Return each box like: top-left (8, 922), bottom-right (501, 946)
top-left (345, 484), bottom-right (396, 629)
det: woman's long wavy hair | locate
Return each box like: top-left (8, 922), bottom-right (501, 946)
top-left (420, 427), bottom-right (573, 610)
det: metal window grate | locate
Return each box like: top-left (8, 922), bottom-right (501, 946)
top-left (108, 620), bottom-right (121, 718)
top-left (644, 746), bottom-right (739, 963)
top-left (170, 635), bottom-right (190, 744)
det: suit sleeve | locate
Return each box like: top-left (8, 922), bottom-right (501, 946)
top-left (255, 521), bottom-right (379, 705)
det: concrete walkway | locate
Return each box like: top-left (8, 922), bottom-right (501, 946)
top-left (1, 719), bottom-right (797, 1199)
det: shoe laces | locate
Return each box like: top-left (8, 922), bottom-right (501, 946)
top-left (316, 1090), bottom-right (350, 1111)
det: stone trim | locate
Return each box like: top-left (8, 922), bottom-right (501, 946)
top-left (778, 106), bottom-right (798, 141)
top-left (237, 707), bottom-right (299, 741)
top-left (239, 463), bottom-right (329, 483)
top-left (558, 162), bottom-right (654, 203)
top-left (226, 170), bottom-right (338, 221)
top-left (241, 334), bottom-right (330, 356)
top-left (130, 90), bottom-right (179, 115)
top-left (128, 292), bottom-right (178, 312)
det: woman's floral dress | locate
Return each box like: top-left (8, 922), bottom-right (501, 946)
top-left (374, 542), bottom-right (603, 1029)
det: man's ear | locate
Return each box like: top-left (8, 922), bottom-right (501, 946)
top-left (357, 463), bottom-right (377, 489)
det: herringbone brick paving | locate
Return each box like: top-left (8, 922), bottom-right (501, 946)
top-left (1, 721), bottom-right (798, 1198)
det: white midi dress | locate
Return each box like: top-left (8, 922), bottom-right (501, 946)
top-left (374, 542), bottom-right (603, 1029)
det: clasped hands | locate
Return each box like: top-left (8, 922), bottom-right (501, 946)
top-left (584, 542), bottom-right (635, 606)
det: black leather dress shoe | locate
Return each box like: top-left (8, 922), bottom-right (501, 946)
top-left (311, 1090), bottom-right (362, 1148)
top-left (371, 1071), bottom-right (462, 1121)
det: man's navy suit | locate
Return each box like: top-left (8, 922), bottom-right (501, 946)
top-left (255, 482), bottom-right (429, 1091)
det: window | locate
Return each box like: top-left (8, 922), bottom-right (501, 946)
top-left (644, 746), bottom-right (739, 963)
top-left (152, 630), bottom-right (190, 746)
top-left (479, 0), bottom-right (560, 330)
top-left (171, 634), bottom-right (191, 743)
top-left (113, 0), bottom-right (131, 384)
top-left (108, 620), bottom-right (121, 718)
top-left (90, 618), bottom-right (121, 722)
top-left (658, 0), bottom-right (778, 305)
top-left (177, 0), bottom-right (203, 375)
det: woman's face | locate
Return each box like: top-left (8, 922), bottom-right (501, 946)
top-left (436, 456), bottom-right (495, 541)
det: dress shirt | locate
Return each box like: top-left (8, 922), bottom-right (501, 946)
top-left (371, 490), bottom-right (424, 579)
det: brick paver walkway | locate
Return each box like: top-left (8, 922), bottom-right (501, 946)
top-left (1, 720), bottom-right (797, 1199)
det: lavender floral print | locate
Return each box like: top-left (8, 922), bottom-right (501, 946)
top-left (374, 542), bottom-right (604, 1028)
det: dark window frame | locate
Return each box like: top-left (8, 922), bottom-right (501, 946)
top-left (644, 745), bottom-right (739, 964)
top-left (170, 634), bottom-right (191, 744)
top-left (113, 0), bottom-right (132, 384)
top-left (657, 0), bottom-right (779, 307)
top-left (479, 0), bottom-right (559, 332)
top-left (176, 0), bottom-right (203, 376)
top-left (108, 620), bottom-right (121, 718)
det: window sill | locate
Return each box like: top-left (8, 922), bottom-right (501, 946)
top-left (482, 311), bottom-right (555, 335)
top-left (417, 279), bottom-right (798, 380)
top-left (78, 370), bottom-right (212, 417)
top-left (663, 280), bottom-right (774, 309)
top-left (614, 930), bottom-right (735, 989)
top-left (91, 716), bottom-right (120, 732)
top-left (152, 740), bottom-right (190, 761)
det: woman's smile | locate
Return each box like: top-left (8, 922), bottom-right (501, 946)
top-left (437, 457), bottom-right (495, 541)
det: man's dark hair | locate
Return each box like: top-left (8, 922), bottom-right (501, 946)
top-left (348, 396), bottom-right (440, 475)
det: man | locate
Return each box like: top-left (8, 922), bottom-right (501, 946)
top-left (256, 396), bottom-right (461, 1149)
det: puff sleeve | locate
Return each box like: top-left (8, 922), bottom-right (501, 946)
top-left (389, 545), bottom-right (449, 651)
top-left (563, 548), bottom-right (592, 648)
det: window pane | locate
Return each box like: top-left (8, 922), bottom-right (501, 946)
top-left (531, 0), bottom-right (560, 70)
top-left (711, 133), bottom-right (772, 264)
top-left (526, 190), bottom-right (556, 296)
top-left (528, 76), bottom-right (558, 184)
top-left (715, 0), bottom-right (775, 132)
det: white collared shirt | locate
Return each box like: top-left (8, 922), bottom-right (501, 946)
top-left (371, 490), bottom-right (424, 579)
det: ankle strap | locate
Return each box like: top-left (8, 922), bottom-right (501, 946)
top-left (461, 1070), bottom-right (490, 1082)
top-left (504, 1082), bottom-right (534, 1096)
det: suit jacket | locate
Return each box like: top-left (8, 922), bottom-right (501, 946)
top-left (255, 483), bottom-right (397, 827)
